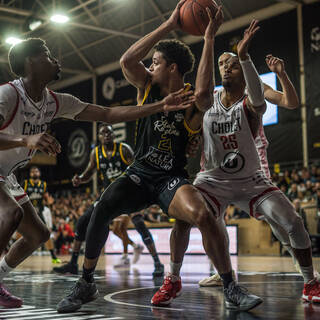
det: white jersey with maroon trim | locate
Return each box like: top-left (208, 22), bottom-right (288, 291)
top-left (0, 78), bottom-right (88, 178)
top-left (200, 90), bottom-right (262, 179)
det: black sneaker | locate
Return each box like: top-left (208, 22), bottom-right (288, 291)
top-left (53, 262), bottom-right (78, 275)
top-left (152, 262), bottom-right (164, 277)
top-left (224, 281), bottom-right (263, 311)
top-left (57, 278), bottom-right (99, 313)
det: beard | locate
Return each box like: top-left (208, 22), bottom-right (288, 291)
top-left (222, 79), bottom-right (231, 89)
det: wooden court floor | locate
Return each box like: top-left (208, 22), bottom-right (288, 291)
top-left (1, 254), bottom-right (320, 319)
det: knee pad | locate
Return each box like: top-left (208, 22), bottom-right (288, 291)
top-left (131, 214), bottom-right (154, 246)
top-left (266, 218), bottom-right (291, 247)
top-left (258, 195), bottom-right (311, 249)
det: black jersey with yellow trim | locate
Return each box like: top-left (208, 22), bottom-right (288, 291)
top-left (134, 83), bottom-right (200, 173)
top-left (24, 179), bottom-right (46, 212)
top-left (95, 142), bottom-right (128, 188)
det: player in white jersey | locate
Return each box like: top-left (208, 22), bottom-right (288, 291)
top-left (190, 19), bottom-right (320, 305)
top-left (0, 37), bottom-right (195, 308)
top-left (199, 53), bottom-right (301, 287)
top-left (199, 52), bottom-right (300, 284)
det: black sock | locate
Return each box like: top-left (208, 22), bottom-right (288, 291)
top-left (152, 253), bottom-right (160, 264)
top-left (70, 252), bottom-right (79, 265)
top-left (82, 266), bottom-right (95, 283)
top-left (220, 271), bottom-right (233, 289)
top-left (50, 250), bottom-right (57, 260)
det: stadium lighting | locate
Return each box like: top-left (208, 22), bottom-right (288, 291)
top-left (5, 37), bottom-right (22, 45)
top-left (50, 14), bottom-right (69, 24)
top-left (29, 20), bottom-right (42, 31)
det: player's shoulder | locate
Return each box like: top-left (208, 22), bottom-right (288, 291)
top-left (0, 81), bottom-right (19, 97)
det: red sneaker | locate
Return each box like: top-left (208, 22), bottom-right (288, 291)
top-left (302, 279), bottom-right (320, 303)
top-left (151, 275), bottom-right (182, 306)
top-left (0, 283), bottom-right (23, 308)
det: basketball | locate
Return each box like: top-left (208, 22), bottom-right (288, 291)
top-left (179, 0), bottom-right (218, 36)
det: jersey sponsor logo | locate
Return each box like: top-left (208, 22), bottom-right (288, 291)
top-left (220, 151), bottom-right (245, 174)
top-left (145, 146), bottom-right (173, 171)
top-left (129, 174), bottom-right (141, 185)
top-left (154, 116), bottom-right (180, 136)
top-left (20, 110), bottom-right (36, 118)
top-left (106, 167), bottom-right (122, 179)
top-left (212, 118), bottom-right (241, 134)
top-left (168, 177), bottom-right (180, 190)
top-left (28, 192), bottom-right (43, 200)
top-left (22, 122), bottom-right (49, 135)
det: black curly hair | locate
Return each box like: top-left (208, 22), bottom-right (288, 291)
top-left (153, 39), bottom-right (195, 76)
top-left (8, 38), bottom-right (46, 77)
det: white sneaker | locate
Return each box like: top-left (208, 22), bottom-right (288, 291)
top-left (132, 244), bottom-right (144, 264)
top-left (199, 270), bottom-right (236, 287)
top-left (114, 256), bottom-right (130, 268)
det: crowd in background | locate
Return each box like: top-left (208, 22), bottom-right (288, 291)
top-left (39, 163), bottom-right (320, 255)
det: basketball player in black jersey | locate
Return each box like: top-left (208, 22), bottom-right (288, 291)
top-left (53, 124), bottom-right (164, 276)
top-left (57, 1), bottom-right (259, 313)
top-left (24, 166), bottom-right (60, 264)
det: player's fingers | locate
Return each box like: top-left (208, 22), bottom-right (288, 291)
top-left (177, 0), bottom-right (187, 9)
top-left (180, 90), bottom-right (194, 99)
top-left (43, 134), bottom-right (61, 153)
top-left (172, 88), bottom-right (184, 96)
top-left (206, 7), bottom-right (213, 21)
top-left (37, 143), bottom-right (52, 155)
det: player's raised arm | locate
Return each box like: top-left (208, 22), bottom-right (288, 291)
top-left (75, 89), bottom-right (195, 124)
top-left (195, 6), bottom-right (223, 112)
top-left (120, 0), bottom-right (186, 89)
top-left (264, 54), bottom-right (299, 109)
top-left (237, 20), bottom-right (266, 115)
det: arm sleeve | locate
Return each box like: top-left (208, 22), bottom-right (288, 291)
top-left (53, 92), bottom-right (89, 120)
top-left (0, 84), bottom-right (18, 123)
top-left (239, 58), bottom-right (265, 107)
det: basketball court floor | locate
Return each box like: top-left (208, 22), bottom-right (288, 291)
top-left (1, 254), bottom-right (320, 319)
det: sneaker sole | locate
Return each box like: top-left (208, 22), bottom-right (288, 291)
top-left (151, 289), bottom-right (182, 306)
top-left (225, 298), bottom-right (263, 311)
top-left (302, 294), bottom-right (320, 303)
top-left (57, 290), bottom-right (99, 313)
top-left (199, 281), bottom-right (223, 287)
top-left (0, 300), bottom-right (23, 308)
top-left (53, 269), bottom-right (78, 275)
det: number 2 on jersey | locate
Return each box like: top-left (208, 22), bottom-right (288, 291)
top-left (220, 134), bottom-right (238, 150)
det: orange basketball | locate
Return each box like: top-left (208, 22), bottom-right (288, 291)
top-left (179, 0), bottom-right (218, 36)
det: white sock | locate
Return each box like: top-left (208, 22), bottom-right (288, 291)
top-left (170, 261), bottom-right (182, 279)
top-left (122, 253), bottom-right (128, 259)
top-left (300, 265), bottom-right (315, 283)
top-left (132, 243), bottom-right (138, 249)
top-left (0, 258), bottom-right (13, 282)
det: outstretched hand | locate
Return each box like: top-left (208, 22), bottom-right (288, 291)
top-left (24, 132), bottom-right (61, 156)
top-left (265, 54), bottom-right (285, 75)
top-left (204, 4), bottom-right (224, 40)
top-left (166, 0), bottom-right (187, 31)
top-left (163, 89), bottom-right (196, 113)
top-left (72, 174), bottom-right (82, 187)
top-left (237, 19), bottom-right (260, 60)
